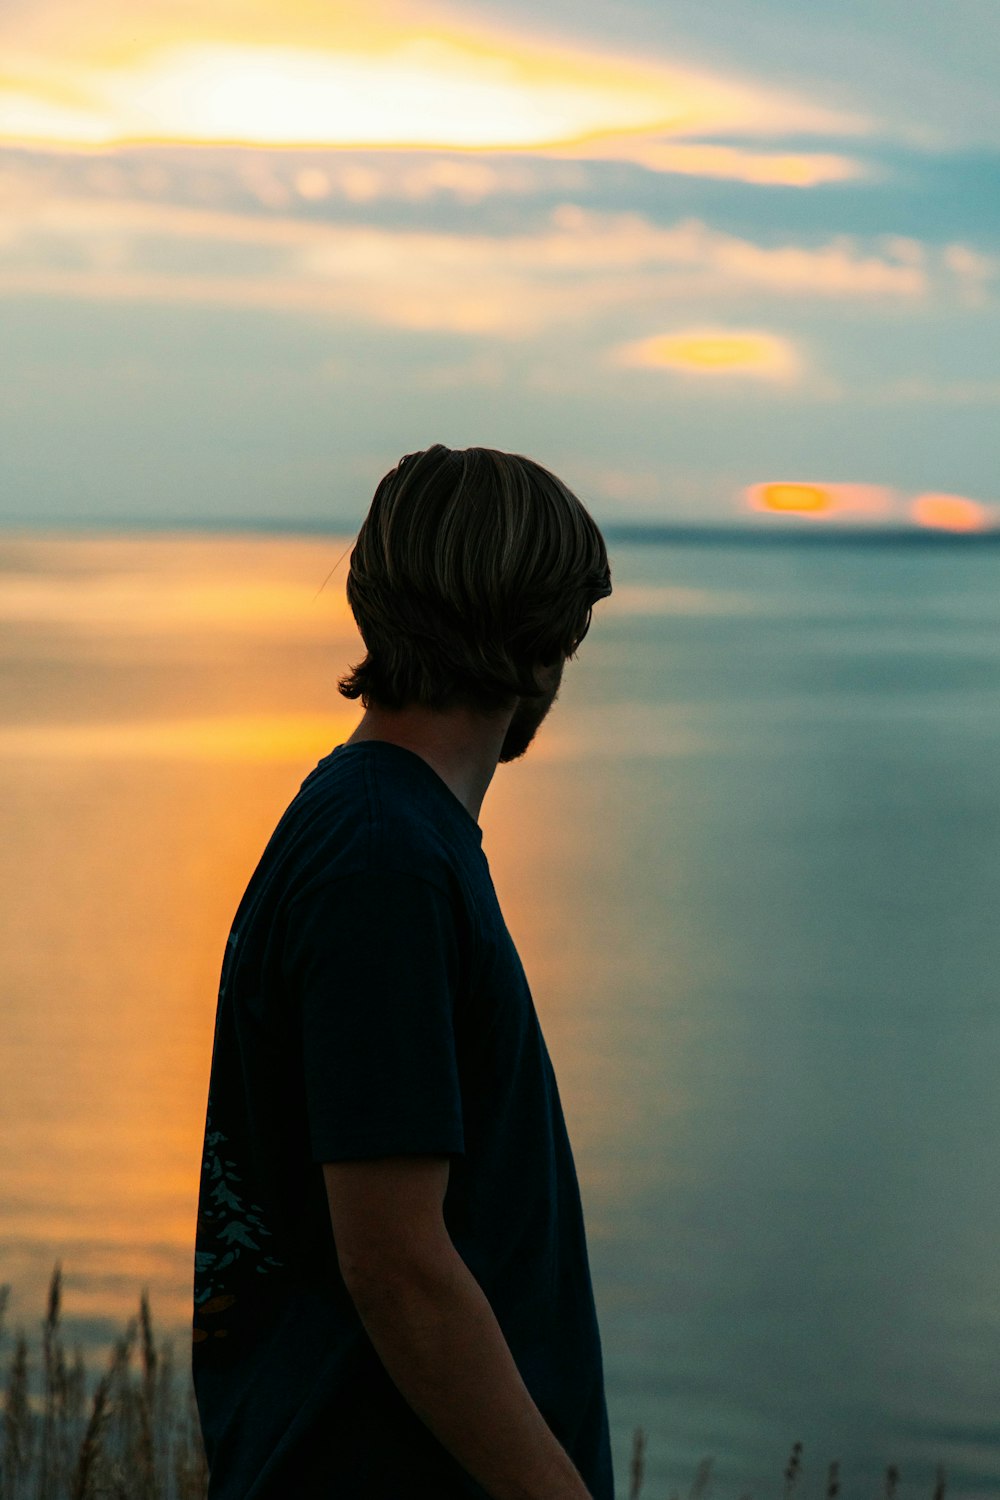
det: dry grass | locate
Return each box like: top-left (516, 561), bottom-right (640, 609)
top-left (627, 1430), bottom-right (948, 1500)
top-left (1, 1266), bottom-right (951, 1498)
top-left (0, 1265), bottom-right (207, 1500)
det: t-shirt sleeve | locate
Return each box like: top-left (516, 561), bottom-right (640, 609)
top-left (284, 867), bottom-right (467, 1163)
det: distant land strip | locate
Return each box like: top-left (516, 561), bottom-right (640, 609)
top-left (2, 517), bottom-right (1000, 546)
top-left (601, 523), bottom-right (1000, 547)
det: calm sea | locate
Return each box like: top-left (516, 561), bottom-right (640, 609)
top-left (1, 530), bottom-right (998, 1498)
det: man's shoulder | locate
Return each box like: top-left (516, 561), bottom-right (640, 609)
top-left (281, 744), bottom-right (483, 906)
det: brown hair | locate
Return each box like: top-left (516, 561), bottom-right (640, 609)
top-left (337, 444), bottom-right (612, 713)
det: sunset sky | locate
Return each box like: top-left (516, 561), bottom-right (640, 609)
top-left (1, 0), bottom-right (998, 529)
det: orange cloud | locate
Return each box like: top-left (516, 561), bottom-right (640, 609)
top-left (910, 493), bottom-right (994, 532)
top-left (615, 328), bottom-right (800, 380)
top-left (745, 482), bottom-right (897, 519)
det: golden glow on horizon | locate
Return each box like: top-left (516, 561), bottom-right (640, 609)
top-left (0, 563), bottom-right (354, 634)
top-left (910, 492), bottom-right (990, 532)
top-left (0, 713), bottom-right (360, 761)
top-left (616, 328), bottom-right (798, 379)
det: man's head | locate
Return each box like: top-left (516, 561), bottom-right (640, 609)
top-left (338, 445), bottom-right (612, 746)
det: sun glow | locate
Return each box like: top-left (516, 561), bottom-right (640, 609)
top-left (0, 3), bottom-right (867, 169)
top-left (0, 37), bottom-right (712, 150)
top-left (85, 40), bottom-right (687, 149)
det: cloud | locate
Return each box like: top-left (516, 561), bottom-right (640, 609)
top-left (0, 1), bottom-right (870, 184)
top-left (613, 328), bottom-right (800, 381)
top-left (943, 243), bottom-right (997, 280)
top-left (0, 177), bottom-right (947, 340)
top-left (708, 230), bottom-right (927, 297)
top-left (741, 482), bottom-right (1000, 530)
top-left (0, 143), bottom-right (587, 219)
top-left (548, 137), bottom-right (867, 187)
top-left (909, 493), bottom-right (996, 532)
top-left (871, 376), bottom-right (1000, 406)
top-left (941, 241), bottom-right (999, 307)
top-left (745, 481), bottom-right (897, 519)
top-left (77, 38), bottom-right (693, 150)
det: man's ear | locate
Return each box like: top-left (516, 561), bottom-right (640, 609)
top-left (531, 657), bottom-right (565, 690)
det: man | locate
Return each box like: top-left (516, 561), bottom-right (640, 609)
top-left (192, 443), bottom-right (615, 1498)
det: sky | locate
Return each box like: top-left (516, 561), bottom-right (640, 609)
top-left (1, 0), bottom-right (998, 530)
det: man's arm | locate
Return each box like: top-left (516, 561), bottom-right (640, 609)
top-left (322, 1156), bottom-right (593, 1500)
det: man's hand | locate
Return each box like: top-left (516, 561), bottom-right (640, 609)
top-left (323, 1155), bottom-right (594, 1500)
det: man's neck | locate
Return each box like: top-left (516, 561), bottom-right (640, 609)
top-left (345, 701), bottom-right (513, 824)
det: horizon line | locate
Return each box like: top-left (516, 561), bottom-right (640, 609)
top-left (2, 517), bottom-right (999, 547)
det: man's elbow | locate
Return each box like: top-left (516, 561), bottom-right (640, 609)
top-left (338, 1234), bottom-right (461, 1319)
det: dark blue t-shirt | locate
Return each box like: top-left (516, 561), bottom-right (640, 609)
top-left (191, 739), bottom-right (613, 1499)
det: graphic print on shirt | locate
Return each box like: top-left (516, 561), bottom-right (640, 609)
top-left (193, 930), bottom-right (284, 1346)
top-left (193, 1098), bottom-right (285, 1345)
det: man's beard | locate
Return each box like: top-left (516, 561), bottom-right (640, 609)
top-left (497, 661), bottom-right (563, 764)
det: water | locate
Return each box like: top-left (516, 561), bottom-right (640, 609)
top-left (1, 530), bottom-right (998, 1498)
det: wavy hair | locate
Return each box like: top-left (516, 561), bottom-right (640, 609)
top-left (337, 444), bottom-right (613, 713)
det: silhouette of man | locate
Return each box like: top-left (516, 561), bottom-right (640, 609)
top-left (192, 444), bottom-right (615, 1498)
